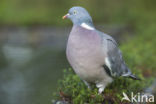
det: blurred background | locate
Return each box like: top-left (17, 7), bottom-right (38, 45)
top-left (0, 0), bottom-right (155, 104)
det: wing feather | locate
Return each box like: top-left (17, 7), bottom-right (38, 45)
top-left (100, 33), bottom-right (131, 77)
top-left (97, 31), bottom-right (140, 79)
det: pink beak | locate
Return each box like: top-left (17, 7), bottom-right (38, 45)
top-left (62, 13), bottom-right (69, 19)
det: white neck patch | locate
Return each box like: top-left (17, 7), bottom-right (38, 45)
top-left (80, 23), bottom-right (95, 30)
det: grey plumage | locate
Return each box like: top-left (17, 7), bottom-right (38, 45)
top-left (63, 6), bottom-right (140, 94)
top-left (99, 31), bottom-right (140, 80)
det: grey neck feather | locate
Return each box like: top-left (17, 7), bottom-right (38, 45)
top-left (72, 17), bottom-right (95, 28)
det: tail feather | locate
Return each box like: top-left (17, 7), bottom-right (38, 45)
top-left (128, 74), bottom-right (141, 80)
top-left (122, 67), bottom-right (141, 80)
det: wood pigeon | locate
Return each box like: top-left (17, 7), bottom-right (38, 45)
top-left (63, 6), bottom-right (140, 94)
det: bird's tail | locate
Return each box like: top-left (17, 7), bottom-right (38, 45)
top-left (128, 74), bottom-right (141, 80)
top-left (122, 69), bottom-right (141, 80)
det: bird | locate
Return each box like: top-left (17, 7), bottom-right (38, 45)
top-left (63, 6), bottom-right (140, 94)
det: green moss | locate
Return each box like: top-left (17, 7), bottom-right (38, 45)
top-left (53, 68), bottom-right (153, 103)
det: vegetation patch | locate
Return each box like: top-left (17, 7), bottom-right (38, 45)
top-left (52, 68), bottom-right (153, 104)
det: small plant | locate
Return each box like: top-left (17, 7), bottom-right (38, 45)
top-left (52, 68), bottom-right (153, 104)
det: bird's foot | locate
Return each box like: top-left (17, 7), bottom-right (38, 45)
top-left (96, 83), bottom-right (105, 94)
top-left (98, 87), bottom-right (104, 94)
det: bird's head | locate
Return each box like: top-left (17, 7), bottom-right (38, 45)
top-left (63, 6), bottom-right (94, 27)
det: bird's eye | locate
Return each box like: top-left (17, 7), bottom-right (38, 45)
top-left (73, 10), bottom-right (77, 15)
